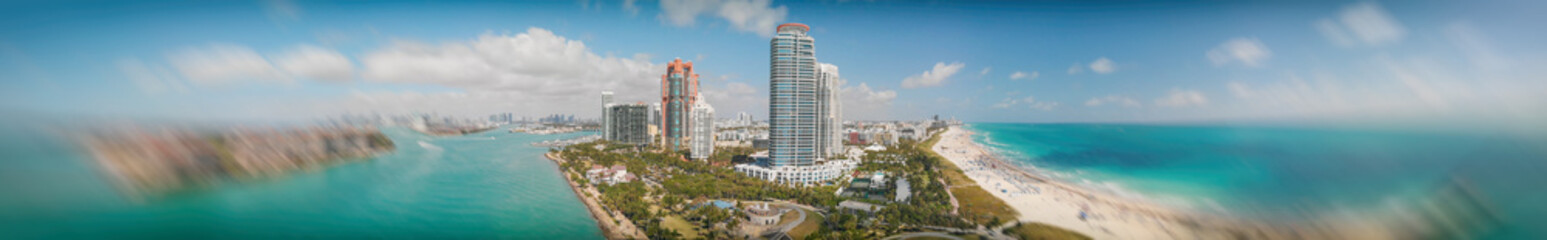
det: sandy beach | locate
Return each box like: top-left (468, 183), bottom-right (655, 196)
top-left (934, 126), bottom-right (1374, 240)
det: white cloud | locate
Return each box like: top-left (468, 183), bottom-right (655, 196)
top-left (1215, 55), bottom-right (1547, 129)
top-left (1443, 22), bottom-right (1510, 71)
top-left (118, 59), bottom-right (188, 95)
top-left (1089, 57), bottom-right (1115, 74)
top-left (992, 96), bottom-right (1058, 111)
top-left (1207, 38), bottom-right (1272, 67)
top-left (622, 0), bottom-right (640, 15)
top-left (1009, 71), bottom-right (1038, 80)
top-left (359, 27), bottom-right (659, 104)
top-left (659, 0), bottom-right (788, 37)
top-left (901, 62), bottom-right (965, 88)
top-left (1316, 2), bottom-right (1405, 47)
top-left (264, 0), bottom-right (301, 22)
top-left (167, 44), bottom-right (290, 85)
top-left (1084, 95), bottom-right (1140, 108)
top-left (979, 67), bottom-right (991, 76)
top-left (334, 91), bottom-right (561, 117)
top-left (700, 81), bottom-right (763, 118)
top-left (275, 45), bottom-right (354, 82)
top-left (1066, 64), bottom-right (1083, 75)
top-left (1154, 88), bottom-right (1208, 107)
top-left (841, 82), bottom-right (898, 120)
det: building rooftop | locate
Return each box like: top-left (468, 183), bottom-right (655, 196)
top-left (777, 23), bottom-right (809, 33)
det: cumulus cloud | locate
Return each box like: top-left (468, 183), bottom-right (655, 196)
top-left (1089, 57), bottom-right (1116, 74)
top-left (333, 91), bottom-right (558, 117)
top-left (901, 62), bottom-right (964, 88)
top-left (275, 45), bottom-right (354, 82)
top-left (1154, 88), bottom-right (1208, 107)
top-left (167, 44), bottom-right (290, 85)
top-left (700, 81), bottom-right (763, 117)
top-left (840, 82), bottom-right (898, 119)
top-left (659, 0), bottom-right (788, 37)
top-left (161, 44), bottom-right (359, 85)
top-left (1084, 95), bottom-right (1140, 108)
top-left (1316, 2), bottom-right (1405, 47)
top-left (979, 67), bottom-right (991, 76)
top-left (1067, 64), bottom-right (1083, 75)
top-left (1207, 38), bottom-right (1272, 67)
top-left (992, 96), bottom-right (1058, 111)
top-left (360, 27), bottom-right (659, 103)
top-left (1009, 71), bottom-right (1037, 80)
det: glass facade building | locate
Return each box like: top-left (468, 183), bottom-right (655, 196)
top-left (660, 59), bottom-right (699, 149)
top-left (768, 23), bottom-right (818, 167)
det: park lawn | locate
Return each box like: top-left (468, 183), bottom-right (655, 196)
top-left (660, 215), bottom-right (701, 239)
top-left (1002, 222), bottom-right (1091, 240)
top-left (787, 209), bottom-right (823, 240)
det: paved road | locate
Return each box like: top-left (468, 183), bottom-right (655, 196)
top-left (767, 207), bottom-right (808, 240)
top-left (882, 232), bottom-right (965, 240)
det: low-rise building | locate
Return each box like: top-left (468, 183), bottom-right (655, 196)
top-left (734, 151), bottom-right (856, 185)
top-left (585, 164), bottom-right (635, 185)
top-left (745, 202), bottom-right (783, 225)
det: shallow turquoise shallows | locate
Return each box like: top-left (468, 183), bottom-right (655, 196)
top-left (0, 126), bottom-right (603, 239)
top-left (966, 123), bottom-right (1547, 240)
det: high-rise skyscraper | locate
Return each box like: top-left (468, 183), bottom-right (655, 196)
top-left (605, 103), bottom-right (651, 145)
top-left (601, 91), bottom-right (614, 141)
top-left (768, 23), bottom-right (817, 167)
top-left (690, 94), bottom-right (715, 160)
top-left (648, 102), bottom-right (661, 144)
top-left (736, 23), bottom-right (855, 184)
top-left (816, 63), bottom-right (842, 158)
top-left (661, 59), bottom-right (699, 149)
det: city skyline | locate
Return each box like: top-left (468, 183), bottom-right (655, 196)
top-left (1, 1), bottom-right (1543, 131)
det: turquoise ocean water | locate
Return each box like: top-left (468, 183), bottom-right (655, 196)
top-left (0, 126), bottom-right (603, 239)
top-left (967, 123), bottom-right (1547, 239)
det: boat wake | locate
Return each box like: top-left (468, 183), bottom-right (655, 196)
top-left (419, 141), bottom-right (443, 151)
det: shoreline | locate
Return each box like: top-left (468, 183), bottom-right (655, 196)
top-left (544, 152), bottom-right (646, 240)
top-left (935, 125), bottom-right (1359, 239)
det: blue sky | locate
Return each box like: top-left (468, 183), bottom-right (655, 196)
top-left (1, 0), bottom-right (1544, 128)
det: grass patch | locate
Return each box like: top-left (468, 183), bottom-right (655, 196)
top-left (1002, 222), bottom-right (1091, 240)
top-left (950, 186), bottom-right (1018, 226)
top-left (787, 209), bottom-right (823, 240)
top-left (919, 129), bottom-right (1019, 226)
top-left (660, 215), bottom-right (701, 239)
